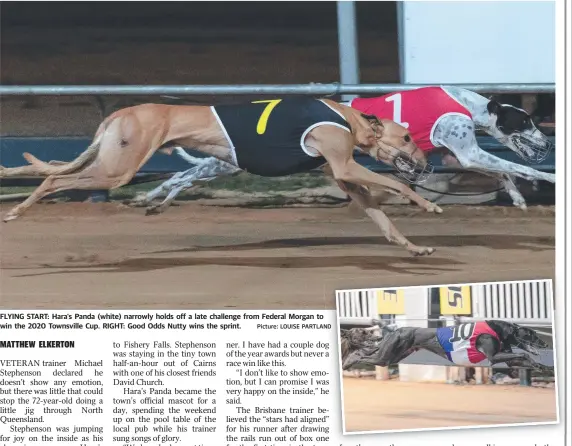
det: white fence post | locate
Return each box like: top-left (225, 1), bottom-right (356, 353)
top-left (337, 1), bottom-right (360, 102)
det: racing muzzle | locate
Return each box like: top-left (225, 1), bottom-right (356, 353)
top-left (511, 132), bottom-right (554, 164)
top-left (515, 335), bottom-right (547, 356)
top-left (393, 153), bottom-right (434, 185)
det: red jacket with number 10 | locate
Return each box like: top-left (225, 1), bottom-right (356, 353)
top-left (350, 86), bottom-right (473, 152)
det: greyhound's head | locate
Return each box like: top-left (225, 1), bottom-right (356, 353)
top-left (486, 100), bottom-right (553, 163)
top-left (510, 324), bottom-right (549, 356)
top-left (359, 115), bottom-right (434, 184)
top-left (369, 318), bottom-right (398, 336)
top-left (340, 325), bottom-right (382, 349)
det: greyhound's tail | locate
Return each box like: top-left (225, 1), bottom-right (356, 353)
top-left (0, 127), bottom-right (105, 179)
top-left (23, 142), bottom-right (100, 174)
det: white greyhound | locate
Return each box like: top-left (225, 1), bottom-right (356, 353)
top-left (137, 86), bottom-right (554, 211)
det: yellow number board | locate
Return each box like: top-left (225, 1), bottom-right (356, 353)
top-left (439, 285), bottom-right (472, 315)
top-left (376, 289), bottom-right (405, 315)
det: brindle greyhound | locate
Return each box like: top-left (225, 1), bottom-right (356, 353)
top-left (340, 324), bottom-right (385, 365)
top-left (342, 319), bottom-right (551, 373)
top-left (0, 98), bottom-right (440, 256)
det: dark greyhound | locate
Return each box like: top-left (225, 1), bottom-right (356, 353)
top-left (342, 319), bottom-right (551, 373)
top-left (340, 325), bottom-right (383, 364)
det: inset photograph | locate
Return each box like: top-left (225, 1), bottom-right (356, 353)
top-left (336, 279), bottom-right (558, 433)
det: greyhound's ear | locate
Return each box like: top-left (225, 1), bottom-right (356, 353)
top-left (361, 113), bottom-right (379, 123)
top-left (354, 125), bottom-right (376, 149)
top-left (487, 100), bottom-right (502, 115)
top-left (370, 318), bottom-right (384, 327)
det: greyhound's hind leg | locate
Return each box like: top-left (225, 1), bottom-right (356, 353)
top-left (3, 174), bottom-right (121, 222)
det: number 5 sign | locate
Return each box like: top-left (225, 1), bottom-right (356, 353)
top-left (439, 285), bottom-right (472, 315)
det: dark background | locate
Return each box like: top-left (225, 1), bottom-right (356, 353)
top-left (0, 1), bottom-right (553, 137)
top-left (1, 1), bottom-right (400, 85)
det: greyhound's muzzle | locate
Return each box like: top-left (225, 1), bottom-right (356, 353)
top-left (393, 155), bottom-right (434, 184)
top-left (512, 133), bottom-right (554, 164)
top-left (524, 344), bottom-right (540, 356)
top-left (517, 337), bottom-right (546, 356)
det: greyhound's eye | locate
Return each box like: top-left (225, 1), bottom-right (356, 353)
top-left (404, 135), bottom-right (411, 143)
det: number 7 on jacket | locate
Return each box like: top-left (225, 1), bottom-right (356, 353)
top-left (252, 99), bottom-right (282, 135)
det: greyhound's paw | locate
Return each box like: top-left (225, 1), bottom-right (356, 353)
top-left (429, 204), bottom-right (443, 214)
top-left (145, 206), bottom-right (160, 216)
top-left (129, 200), bottom-right (150, 208)
top-left (145, 205), bottom-right (167, 216)
top-left (128, 193), bottom-right (152, 207)
top-left (511, 195), bottom-right (528, 211)
top-left (409, 246), bottom-right (436, 256)
top-left (3, 212), bottom-right (19, 223)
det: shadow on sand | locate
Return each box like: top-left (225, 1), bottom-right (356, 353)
top-left (147, 234), bottom-right (554, 255)
top-left (5, 233), bottom-right (553, 278)
top-left (12, 255), bottom-right (464, 277)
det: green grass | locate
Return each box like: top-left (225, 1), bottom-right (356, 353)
top-left (205, 172), bottom-right (328, 192)
top-left (0, 172), bottom-right (330, 200)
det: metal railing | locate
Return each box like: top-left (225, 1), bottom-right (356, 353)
top-left (0, 83), bottom-right (556, 193)
top-left (0, 83), bottom-right (556, 96)
top-left (337, 280), bottom-right (553, 327)
top-left (339, 316), bottom-right (553, 328)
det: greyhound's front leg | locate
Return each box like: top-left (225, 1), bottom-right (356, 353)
top-left (435, 119), bottom-right (554, 184)
top-left (139, 157), bottom-right (241, 215)
top-left (132, 166), bottom-right (201, 206)
top-left (133, 148), bottom-right (217, 204)
top-left (489, 351), bottom-right (533, 365)
top-left (171, 147), bottom-right (209, 165)
top-left (441, 152), bottom-right (527, 210)
top-left (434, 116), bottom-right (553, 209)
top-left (337, 180), bottom-right (436, 256)
top-left (504, 357), bottom-right (553, 373)
top-left (459, 148), bottom-right (555, 183)
top-left (145, 175), bottom-right (217, 215)
top-left (322, 164), bottom-right (442, 214)
top-left (492, 173), bottom-right (527, 211)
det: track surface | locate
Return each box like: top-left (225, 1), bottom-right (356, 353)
top-left (342, 378), bottom-right (557, 432)
top-left (0, 203), bottom-right (554, 310)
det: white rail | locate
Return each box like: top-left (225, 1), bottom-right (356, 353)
top-left (337, 280), bottom-right (553, 327)
top-left (0, 83), bottom-right (556, 96)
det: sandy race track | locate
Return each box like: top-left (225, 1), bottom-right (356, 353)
top-left (0, 203), bottom-right (554, 310)
top-left (342, 378), bottom-right (558, 432)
